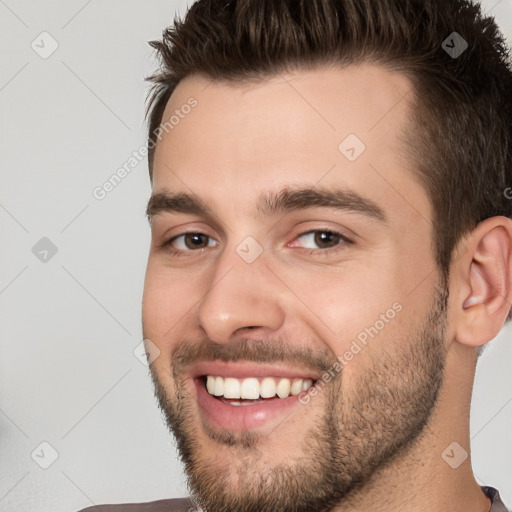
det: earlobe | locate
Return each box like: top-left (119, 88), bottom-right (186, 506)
top-left (454, 218), bottom-right (512, 348)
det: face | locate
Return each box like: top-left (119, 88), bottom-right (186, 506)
top-left (142, 64), bottom-right (449, 512)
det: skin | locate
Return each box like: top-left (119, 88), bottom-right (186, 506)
top-left (142, 64), bottom-right (512, 511)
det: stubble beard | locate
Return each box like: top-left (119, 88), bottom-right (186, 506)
top-left (149, 284), bottom-right (448, 512)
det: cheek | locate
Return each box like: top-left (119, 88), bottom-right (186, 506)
top-left (281, 262), bottom-right (401, 340)
top-left (142, 260), bottom-right (209, 343)
top-left (275, 256), bottom-right (424, 381)
top-left (142, 265), bottom-right (196, 380)
top-left (142, 264), bottom-right (181, 343)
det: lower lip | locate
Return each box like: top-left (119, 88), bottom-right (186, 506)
top-left (194, 378), bottom-right (304, 432)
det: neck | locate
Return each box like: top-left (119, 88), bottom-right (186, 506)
top-left (332, 343), bottom-right (491, 512)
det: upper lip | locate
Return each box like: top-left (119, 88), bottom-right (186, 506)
top-left (189, 361), bottom-right (321, 381)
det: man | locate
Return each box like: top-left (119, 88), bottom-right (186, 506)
top-left (81, 0), bottom-right (512, 510)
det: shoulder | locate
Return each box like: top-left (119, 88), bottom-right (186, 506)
top-left (77, 497), bottom-right (195, 512)
top-left (483, 487), bottom-right (511, 512)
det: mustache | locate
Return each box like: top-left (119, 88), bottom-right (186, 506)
top-left (170, 337), bottom-right (336, 375)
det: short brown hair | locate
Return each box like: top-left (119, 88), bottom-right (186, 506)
top-left (146, 0), bottom-right (512, 307)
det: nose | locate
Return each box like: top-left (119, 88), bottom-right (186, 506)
top-left (197, 248), bottom-right (285, 344)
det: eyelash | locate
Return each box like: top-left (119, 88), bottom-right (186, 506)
top-left (297, 230), bottom-right (353, 256)
top-left (161, 229), bottom-right (353, 257)
top-left (161, 232), bottom-right (215, 258)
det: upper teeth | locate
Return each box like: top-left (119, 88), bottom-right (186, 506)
top-left (206, 376), bottom-right (314, 399)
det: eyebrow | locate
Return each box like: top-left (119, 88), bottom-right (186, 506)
top-left (146, 186), bottom-right (387, 224)
top-left (257, 187), bottom-right (386, 222)
top-left (146, 190), bottom-right (214, 221)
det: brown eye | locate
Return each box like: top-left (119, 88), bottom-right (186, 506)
top-left (167, 233), bottom-right (217, 252)
top-left (184, 233), bottom-right (210, 249)
top-left (313, 231), bottom-right (343, 249)
top-left (291, 230), bottom-right (351, 252)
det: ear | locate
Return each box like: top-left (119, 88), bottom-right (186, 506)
top-left (451, 216), bottom-right (512, 347)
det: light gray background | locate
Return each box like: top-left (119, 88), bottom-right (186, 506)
top-left (0, 1), bottom-right (511, 511)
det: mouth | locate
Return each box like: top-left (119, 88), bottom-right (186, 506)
top-left (190, 362), bottom-right (320, 432)
top-left (204, 375), bottom-right (314, 404)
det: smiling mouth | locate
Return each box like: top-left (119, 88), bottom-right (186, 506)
top-left (202, 375), bottom-right (315, 405)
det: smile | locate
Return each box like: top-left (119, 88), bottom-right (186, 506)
top-left (205, 375), bottom-right (314, 401)
top-left (190, 362), bottom-right (321, 431)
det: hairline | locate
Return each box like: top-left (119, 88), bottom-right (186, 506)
top-left (147, 58), bottom-right (423, 173)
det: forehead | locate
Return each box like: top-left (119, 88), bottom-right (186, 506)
top-left (152, 63), bottom-right (431, 224)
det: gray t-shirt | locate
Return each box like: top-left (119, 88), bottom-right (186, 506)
top-left (483, 486), bottom-right (510, 512)
top-left (78, 486), bottom-right (510, 511)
